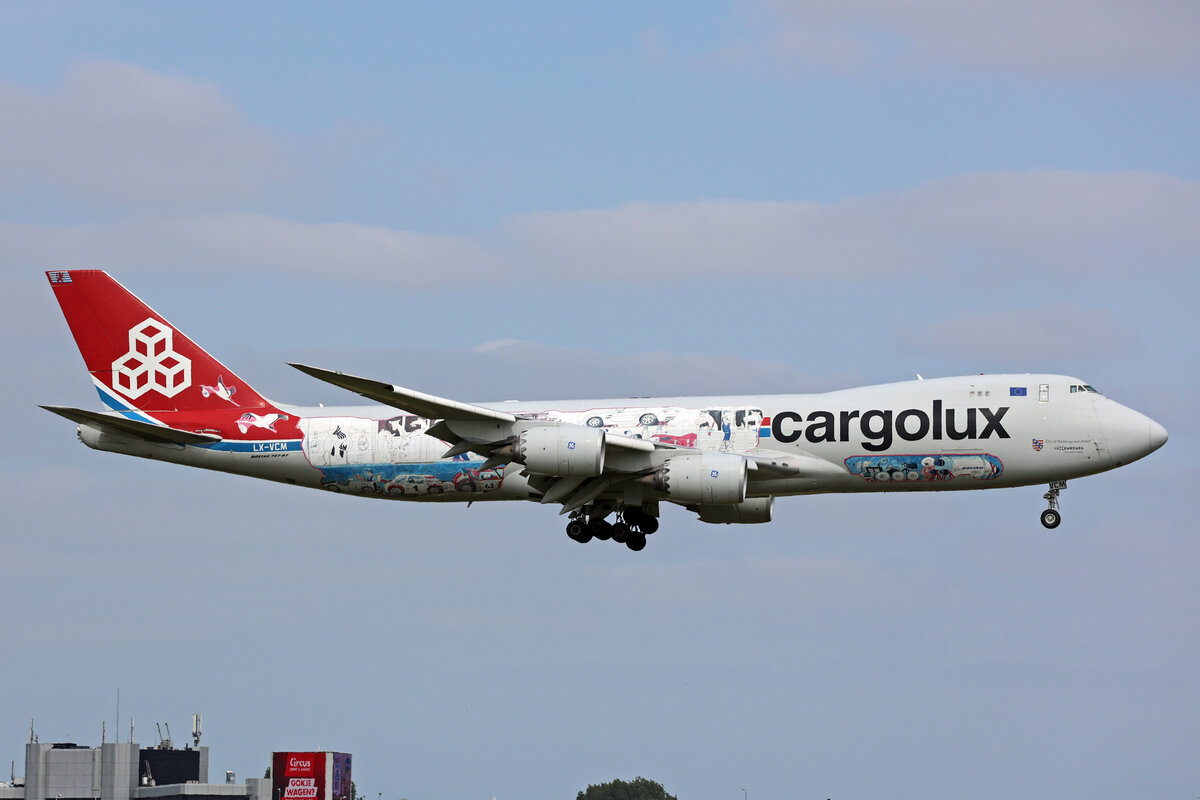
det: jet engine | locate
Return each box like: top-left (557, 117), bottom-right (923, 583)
top-left (515, 425), bottom-right (606, 477)
top-left (643, 452), bottom-right (748, 504)
top-left (693, 496), bottom-right (775, 524)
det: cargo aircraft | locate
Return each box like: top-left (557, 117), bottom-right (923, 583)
top-left (43, 270), bottom-right (1167, 551)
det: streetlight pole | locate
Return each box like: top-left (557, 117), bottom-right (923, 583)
top-left (740, 788), bottom-right (747, 800)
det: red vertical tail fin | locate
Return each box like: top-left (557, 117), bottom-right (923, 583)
top-left (47, 270), bottom-right (272, 413)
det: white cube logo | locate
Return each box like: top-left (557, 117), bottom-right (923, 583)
top-left (112, 318), bottom-right (191, 399)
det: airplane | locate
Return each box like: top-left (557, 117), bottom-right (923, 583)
top-left (42, 270), bottom-right (1168, 551)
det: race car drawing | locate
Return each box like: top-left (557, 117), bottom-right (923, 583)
top-left (384, 474), bottom-right (448, 495)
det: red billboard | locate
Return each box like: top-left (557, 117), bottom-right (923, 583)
top-left (272, 752), bottom-right (351, 800)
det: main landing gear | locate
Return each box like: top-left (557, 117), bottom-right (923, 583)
top-left (1040, 481), bottom-right (1066, 529)
top-left (566, 506), bottom-right (659, 551)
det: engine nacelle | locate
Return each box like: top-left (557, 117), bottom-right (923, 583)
top-left (694, 496), bottom-right (775, 524)
top-left (647, 452), bottom-right (748, 504)
top-left (515, 425), bottom-right (606, 477)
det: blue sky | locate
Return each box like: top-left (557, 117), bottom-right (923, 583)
top-left (1, 3), bottom-right (1198, 799)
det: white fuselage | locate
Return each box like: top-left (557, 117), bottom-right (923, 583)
top-left (78, 374), bottom-right (1165, 506)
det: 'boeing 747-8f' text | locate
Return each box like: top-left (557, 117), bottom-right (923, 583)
top-left (43, 271), bottom-right (1167, 551)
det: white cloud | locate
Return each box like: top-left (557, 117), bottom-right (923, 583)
top-left (0, 213), bottom-right (502, 278)
top-left (755, 0), bottom-right (1200, 77)
top-left (449, 338), bottom-right (846, 397)
top-left (3, 170), bottom-right (1197, 284)
top-left (906, 304), bottom-right (1134, 363)
top-left (509, 170), bottom-right (1200, 279)
top-left (0, 61), bottom-right (278, 208)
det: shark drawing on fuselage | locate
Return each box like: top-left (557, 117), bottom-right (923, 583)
top-left (42, 271), bottom-right (1168, 551)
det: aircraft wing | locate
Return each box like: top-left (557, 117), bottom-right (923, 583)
top-left (292, 363), bottom-right (658, 455)
top-left (290, 364), bottom-right (843, 515)
top-left (289, 363), bottom-right (520, 424)
top-left (40, 405), bottom-right (222, 445)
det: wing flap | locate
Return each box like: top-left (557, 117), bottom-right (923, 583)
top-left (605, 433), bottom-right (657, 452)
top-left (745, 449), bottom-right (847, 480)
top-left (41, 405), bottom-right (222, 445)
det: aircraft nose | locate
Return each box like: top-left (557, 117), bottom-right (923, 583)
top-left (1100, 403), bottom-right (1167, 466)
top-left (1148, 418), bottom-right (1168, 452)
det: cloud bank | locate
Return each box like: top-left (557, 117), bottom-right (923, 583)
top-left (4, 170), bottom-right (1197, 284)
top-left (0, 61), bottom-right (278, 209)
top-left (3, 63), bottom-right (1196, 287)
top-left (754, 0), bottom-right (1200, 77)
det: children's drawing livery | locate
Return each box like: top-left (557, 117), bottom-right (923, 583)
top-left (43, 271), bottom-right (1168, 551)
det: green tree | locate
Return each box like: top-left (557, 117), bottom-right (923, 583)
top-left (576, 777), bottom-right (677, 800)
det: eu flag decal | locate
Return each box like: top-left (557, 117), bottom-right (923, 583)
top-left (1010, 387), bottom-right (1027, 396)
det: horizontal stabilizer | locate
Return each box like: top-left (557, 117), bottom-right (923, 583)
top-left (289, 363), bottom-right (520, 423)
top-left (40, 405), bottom-right (222, 445)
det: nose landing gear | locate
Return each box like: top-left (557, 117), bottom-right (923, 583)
top-left (1040, 481), bottom-right (1066, 529)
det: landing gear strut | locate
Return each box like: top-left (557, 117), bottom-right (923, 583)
top-left (1040, 481), bottom-right (1066, 529)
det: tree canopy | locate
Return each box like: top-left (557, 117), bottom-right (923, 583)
top-left (576, 777), bottom-right (677, 800)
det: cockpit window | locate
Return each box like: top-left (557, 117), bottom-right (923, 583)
top-left (1070, 383), bottom-right (1102, 395)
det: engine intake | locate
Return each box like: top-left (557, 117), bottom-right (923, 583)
top-left (515, 425), bottom-right (606, 477)
top-left (644, 452), bottom-right (748, 504)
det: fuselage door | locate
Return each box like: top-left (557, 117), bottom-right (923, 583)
top-left (1039, 383), bottom-right (1050, 403)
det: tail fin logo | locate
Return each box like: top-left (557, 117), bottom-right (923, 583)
top-left (111, 318), bottom-right (192, 399)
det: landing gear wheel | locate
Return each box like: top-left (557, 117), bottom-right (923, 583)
top-left (566, 519), bottom-right (591, 543)
top-left (1040, 509), bottom-right (1061, 529)
top-left (610, 521), bottom-right (630, 544)
top-left (626, 533), bottom-right (647, 551)
top-left (639, 413), bottom-right (659, 426)
top-left (623, 507), bottom-right (659, 535)
top-left (587, 517), bottom-right (612, 540)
